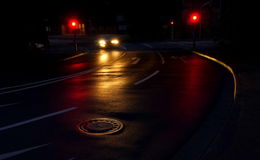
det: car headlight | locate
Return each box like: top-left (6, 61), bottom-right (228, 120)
top-left (111, 39), bottom-right (119, 45)
top-left (98, 39), bottom-right (107, 48)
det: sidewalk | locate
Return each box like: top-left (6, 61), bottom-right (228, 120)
top-left (189, 44), bottom-right (260, 160)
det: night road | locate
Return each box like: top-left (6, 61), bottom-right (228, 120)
top-left (0, 44), bottom-right (235, 160)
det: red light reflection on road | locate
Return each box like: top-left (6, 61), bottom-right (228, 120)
top-left (69, 76), bottom-right (89, 83)
top-left (68, 63), bottom-right (87, 70)
top-left (66, 77), bottom-right (90, 101)
top-left (165, 56), bottom-right (222, 130)
top-left (70, 89), bottom-right (89, 100)
top-left (177, 58), bottom-right (217, 120)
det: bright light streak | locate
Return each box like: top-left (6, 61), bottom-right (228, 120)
top-left (111, 39), bottom-right (119, 45)
top-left (98, 39), bottom-right (107, 48)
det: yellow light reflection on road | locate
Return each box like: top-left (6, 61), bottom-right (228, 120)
top-left (111, 51), bottom-right (120, 58)
top-left (98, 50), bottom-right (110, 64)
top-left (100, 54), bottom-right (108, 62)
top-left (93, 54), bottom-right (129, 107)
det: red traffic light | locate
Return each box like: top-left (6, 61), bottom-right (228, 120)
top-left (189, 12), bottom-right (200, 24)
top-left (170, 20), bottom-right (174, 25)
top-left (68, 19), bottom-right (79, 29)
top-left (192, 15), bottom-right (198, 21)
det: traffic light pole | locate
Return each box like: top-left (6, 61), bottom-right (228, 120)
top-left (189, 12), bottom-right (200, 50)
top-left (73, 29), bottom-right (78, 53)
top-left (171, 24), bottom-right (174, 41)
top-left (192, 30), bottom-right (196, 49)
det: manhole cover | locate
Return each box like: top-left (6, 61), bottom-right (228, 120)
top-left (77, 118), bottom-right (124, 135)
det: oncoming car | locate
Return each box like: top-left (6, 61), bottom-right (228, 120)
top-left (97, 38), bottom-right (120, 48)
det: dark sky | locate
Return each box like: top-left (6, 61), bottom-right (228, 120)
top-left (14, 0), bottom-right (183, 18)
top-left (2, 0), bottom-right (242, 51)
top-left (3, 0), bottom-right (184, 32)
top-left (4, 0), bottom-right (183, 33)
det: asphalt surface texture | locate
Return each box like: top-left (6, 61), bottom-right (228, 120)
top-left (192, 45), bottom-right (260, 160)
top-left (0, 37), bottom-right (238, 160)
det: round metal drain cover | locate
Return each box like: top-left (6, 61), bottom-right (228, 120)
top-left (78, 118), bottom-right (123, 135)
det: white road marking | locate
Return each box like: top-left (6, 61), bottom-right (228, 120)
top-left (0, 52), bottom-right (127, 95)
top-left (0, 68), bottom-right (99, 95)
top-left (131, 57), bottom-right (141, 65)
top-left (142, 43), bottom-right (153, 49)
top-left (179, 57), bottom-right (187, 63)
top-left (142, 44), bottom-right (165, 64)
top-left (0, 76), bottom-right (65, 91)
top-left (68, 157), bottom-right (76, 160)
top-left (0, 103), bottom-right (19, 108)
top-left (0, 68), bottom-right (96, 91)
top-left (0, 143), bottom-right (50, 160)
top-left (0, 107), bottom-right (77, 131)
top-left (119, 45), bottom-right (127, 51)
top-left (157, 52), bottom-right (165, 64)
top-left (171, 56), bottom-right (186, 63)
top-left (171, 56), bottom-right (177, 59)
top-left (134, 70), bottom-right (160, 86)
top-left (63, 52), bottom-right (87, 61)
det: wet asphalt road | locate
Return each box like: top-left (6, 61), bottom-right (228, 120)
top-left (0, 46), bottom-right (233, 160)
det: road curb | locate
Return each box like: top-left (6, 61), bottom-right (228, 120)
top-left (171, 51), bottom-right (238, 160)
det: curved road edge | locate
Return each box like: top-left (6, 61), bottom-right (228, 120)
top-left (171, 51), bottom-right (239, 160)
